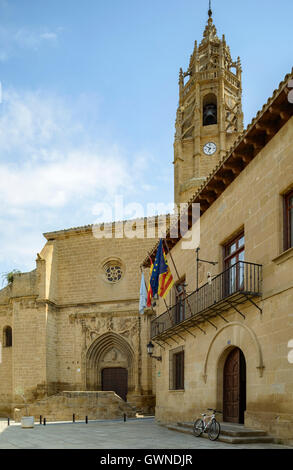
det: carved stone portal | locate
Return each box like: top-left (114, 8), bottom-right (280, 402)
top-left (85, 332), bottom-right (135, 395)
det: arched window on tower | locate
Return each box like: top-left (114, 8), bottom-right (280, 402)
top-left (3, 326), bottom-right (12, 347)
top-left (203, 93), bottom-right (217, 126)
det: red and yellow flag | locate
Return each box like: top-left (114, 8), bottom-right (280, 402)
top-left (158, 250), bottom-right (174, 299)
top-left (147, 240), bottom-right (174, 305)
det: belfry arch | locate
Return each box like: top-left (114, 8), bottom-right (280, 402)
top-left (85, 332), bottom-right (135, 396)
top-left (203, 93), bottom-right (218, 126)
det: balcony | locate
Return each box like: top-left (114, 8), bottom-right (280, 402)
top-left (150, 261), bottom-right (262, 341)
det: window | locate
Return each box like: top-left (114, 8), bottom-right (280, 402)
top-left (224, 232), bottom-right (245, 268)
top-left (169, 347), bottom-right (184, 390)
top-left (174, 281), bottom-right (186, 324)
top-left (102, 260), bottom-right (123, 283)
top-left (224, 232), bottom-right (245, 294)
top-left (3, 326), bottom-right (12, 348)
top-left (284, 190), bottom-right (293, 251)
top-left (174, 351), bottom-right (184, 390)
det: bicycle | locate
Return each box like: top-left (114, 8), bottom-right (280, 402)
top-left (193, 408), bottom-right (222, 441)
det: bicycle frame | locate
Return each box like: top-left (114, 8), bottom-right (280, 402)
top-left (201, 412), bottom-right (216, 431)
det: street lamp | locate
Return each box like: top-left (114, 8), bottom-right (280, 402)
top-left (147, 341), bottom-right (162, 361)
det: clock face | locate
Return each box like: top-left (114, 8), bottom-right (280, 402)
top-left (203, 142), bottom-right (217, 155)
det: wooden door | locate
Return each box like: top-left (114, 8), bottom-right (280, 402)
top-left (223, 348), bottom-right (246, 423)
top-left (102, 368), bottom-right (128, 401)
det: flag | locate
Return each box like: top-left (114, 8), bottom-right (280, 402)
top-left (147, 259), bottom-right (154, 307)
top-left (149, 239), bottom-right (174, 301)
top-left (139, 272), bottom-right (147, 314)
top-left (159, 250), bottom-right (174, 299)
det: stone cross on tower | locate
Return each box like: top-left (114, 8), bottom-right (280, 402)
top-left (174, 5), bottom-right (244, 205)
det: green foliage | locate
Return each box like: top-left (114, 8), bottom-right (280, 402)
top-left (1, 269), bottom-right (21, 286)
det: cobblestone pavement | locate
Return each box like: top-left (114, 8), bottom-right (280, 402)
top-left (0, 418), bottom-right (290, 449)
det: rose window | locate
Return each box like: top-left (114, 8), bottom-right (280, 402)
top-left (103, 262), bottom-right (123, 283)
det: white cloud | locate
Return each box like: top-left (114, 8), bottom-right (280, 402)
top-left (0, 150), bottom-right (131, 208)
top-left (0, 89), bottom-right (135, 208)
top-left (0, 88), bottom-right (153, 273)
top-left (0, 26), bottom-right (60, 60)
top-left (39, 32), bottom-right (58, 41)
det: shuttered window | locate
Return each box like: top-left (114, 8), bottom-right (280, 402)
top-left (169, 347), bottom-right (185, 390)
top-left (173, 351), bottom-right (184, 390)
top-left (284, 191), bottom-right (293, 251)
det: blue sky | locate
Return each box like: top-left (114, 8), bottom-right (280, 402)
top-left (0, 0), bottom-right (292, 276)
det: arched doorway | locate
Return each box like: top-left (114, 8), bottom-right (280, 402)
top-left (102, 368), bottom-right (128, 401)
top-left (85, 332), bottom-right (135, 400)
top-left (223, 347), bottom-right (246, 424)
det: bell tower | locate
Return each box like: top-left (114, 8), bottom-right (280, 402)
top-left (174, 4), bottom-right (244, 205)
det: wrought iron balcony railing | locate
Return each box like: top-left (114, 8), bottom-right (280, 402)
top-left (150, 261), bottom-right (262, 341)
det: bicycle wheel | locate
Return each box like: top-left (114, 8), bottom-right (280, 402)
top-left (208, 419), bottom-right (220, 441)
top-left (193, 419), bottom-right (204, 437)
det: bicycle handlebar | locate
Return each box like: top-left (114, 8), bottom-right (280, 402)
top-left (207, 408), bottom-right (222, 413)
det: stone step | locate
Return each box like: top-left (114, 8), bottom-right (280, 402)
top-left (165, 423), bottom-right (275, 445)
top-left (177, 421), bottom-right (268, 437)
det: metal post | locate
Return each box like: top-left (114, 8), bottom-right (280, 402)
top-left (43, 418), bottom-right (46, 426)
top-left (73, 413), bottom-right (75, 423)
top-left (7, 417), bottom-right (10, 426)
top-left (196, 247), bottom-right (200, 291)
top-left (85, 416), bottom-right (88, 424)
top-left (124, 413), bottom-right (126, 422)
top-left (40, 415), bottom-right (42, 425)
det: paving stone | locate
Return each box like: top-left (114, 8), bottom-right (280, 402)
top-left (0, 418), bottom-right (290, 449)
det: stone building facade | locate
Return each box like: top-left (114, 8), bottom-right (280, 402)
top-left (143, 12), bottom-right (293, 443)
top-left (0, 222), bottom-right (158, 417)
top-left (0, 8), bottom-right (292, 440)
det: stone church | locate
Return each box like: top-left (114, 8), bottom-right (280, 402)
top-left (0, 219), bottom-right (159, 418)
top-left (0, 7), bottom-right (292, 440)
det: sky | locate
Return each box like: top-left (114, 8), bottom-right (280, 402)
top-left (0, 0), bottom-right (292, 277)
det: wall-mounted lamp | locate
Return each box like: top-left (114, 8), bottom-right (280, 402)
top-left (147, 341), bottom-right (162, 362)
top-left (196, 247), bottom-right (218, 291)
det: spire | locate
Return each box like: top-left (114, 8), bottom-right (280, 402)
top-left (208, 0), bottom-right (212, 18)
top-left (201, 6), bottom-right (219, 45)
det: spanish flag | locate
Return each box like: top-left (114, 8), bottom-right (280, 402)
top-left (147, 259), bottom-right (154, 307)
top-left (159, 250), bottom-right (174, 299)
top-left (149, 239), bottom-right (174, 302)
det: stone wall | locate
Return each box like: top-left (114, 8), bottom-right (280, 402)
top-left (14, 391), bottom-right (136, 423)
top-left (152, 116), bottom-right (293, 442)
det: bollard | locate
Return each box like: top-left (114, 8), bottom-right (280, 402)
top-left (43, 418), bottom-right (46, 426)
top-left (7, 417), bottom-right (10, 426)
top-left (124, 413), bottom-right (126, 422)
top-left (85, 416), bottom-right (88, 424)
top-left (73, 414), bottom-right (75, 423)
top-left (40, 415), bottom-right (42, 425)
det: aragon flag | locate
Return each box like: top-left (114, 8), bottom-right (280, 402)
top-left (148, 239), bottom-right (174, 303)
